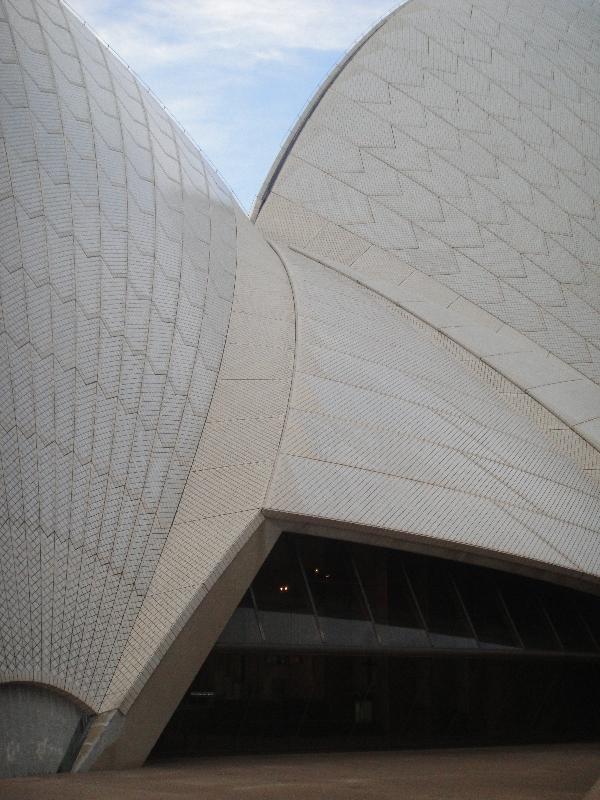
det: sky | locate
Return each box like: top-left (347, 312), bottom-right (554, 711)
top-left (68, 0), bottom-right (393, 213)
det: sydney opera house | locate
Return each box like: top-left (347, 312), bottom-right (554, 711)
top-left (1, 0), bottom-right (600, 778)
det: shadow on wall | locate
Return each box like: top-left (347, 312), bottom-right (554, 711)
top-left (0, 684), bottom-right (90, 778)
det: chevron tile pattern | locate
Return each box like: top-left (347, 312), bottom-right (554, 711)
top-left (256, 0), bottom-right (600, 449)
top-left (0, 0), bottom-right (236, 706)
top-left (267, 247), bottom-right (600, 579)
top-left (1, 0), bottom-right (600, 770)
top-left (99, 212), bottom-right (294, 713)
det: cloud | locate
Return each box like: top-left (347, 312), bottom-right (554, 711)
top-left (71, 0), bottom-right (394, 68)
top-left (67, 0), bottom-right (394, 210)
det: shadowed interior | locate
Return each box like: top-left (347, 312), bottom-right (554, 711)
top-left (152, 533), bottom-right (600, 758)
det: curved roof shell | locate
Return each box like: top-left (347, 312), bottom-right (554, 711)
top-left (0, 0), bottom-right (294, 711)
top-left (265, 246), bottom-right (600, 580)
top-left (255, 0), bottom-right (600, 452)
top-left (1, 0), bottom-right (600, 773)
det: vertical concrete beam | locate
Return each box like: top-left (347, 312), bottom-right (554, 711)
top-left (84, 521), bottom-right (279, 770)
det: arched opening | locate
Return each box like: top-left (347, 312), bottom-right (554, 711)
top-left (152, 532), bottom-right (600, 758)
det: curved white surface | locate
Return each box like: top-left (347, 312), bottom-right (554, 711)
top-left (266, 246), bottom-right (600, 584)
top-left (1, 0), bottom-right (600, 763)
top-left (255, 0), bottom-right (600, 451)
top-left (0, 0), bottom-right (237, 706)
top-left (99, 211), bottom-right (295, 714)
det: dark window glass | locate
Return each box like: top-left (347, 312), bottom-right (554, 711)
top-left (577, 594), bottom-right (600, 650)
top-left (542, 587), bottom-right (596, 653)
top-left (498, 576), bottom-right (559, 651)
top-left (353, 545), bottom-right (422, 629)
top-left (299, 536), bottom-right (368, 621)
top-left (253, 536), bottom-right (311, 614)
top-left (453, 564), bottom-right (516, 647)
top-left (404, 554), bottom-right (472, 639)
top-left (219, 591), bottom-right (262, 646)
top-left (152, 651), bottom-right (600, 759)
top-left (253, 535), bottom-right (320, 645)
top-left (221, 532), bottom-right (600, 659)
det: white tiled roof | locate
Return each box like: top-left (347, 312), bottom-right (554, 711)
top-left (255, 0), bottom-right (600, 451)
top-left (1, 0), bottom-right (599, 728)
top-left (0, 0), bottom-right (238, 707)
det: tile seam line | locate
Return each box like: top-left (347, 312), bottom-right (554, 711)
top-left (289, 246), bottom-right (600, 460)
top-left (250, 0), bottom-right (415, 221)
top-left (97, 183), bottom-right (241, 712)
top-left (74, 47), bottom-right (165, 703)
top-left (59, 15), bottom-right (134, 691)
top-left (16, 0), bottom-right (74, 688)
top-left (275, 452), bottom-right (598, 536)
top-left (253, 4), bottom-right (600, 383)
top-left (0, 0), bottom-right (41, 679)
top-left (253, 0), bottom-right (600, 224)
top-left (290, 363), bottom-right (566, 464)
top-left (283, 404), bottom-right (600, 500)
top-left (283, 115), bottom-right (598, 374)
top-left (57, 0), bottom-right (246, 212)
top-left (86, 108), bottom-right (200, 706)
top-left (60, 0), bottom-right (131, 702)
top-left (261, 241), bottom-right (299, 511)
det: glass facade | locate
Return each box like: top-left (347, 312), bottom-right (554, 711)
top-left (153, 533), bottom-right (600, 759)
top-left (219, 533), bottom-right (600, 656)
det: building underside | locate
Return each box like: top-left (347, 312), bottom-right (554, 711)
top-left (154, 532), bottom-right (600, 759)
top-left (0, 0), bottom-right (600, 778)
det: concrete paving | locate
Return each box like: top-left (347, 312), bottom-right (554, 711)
top-left (1, 744), bottom-right (599, 800)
